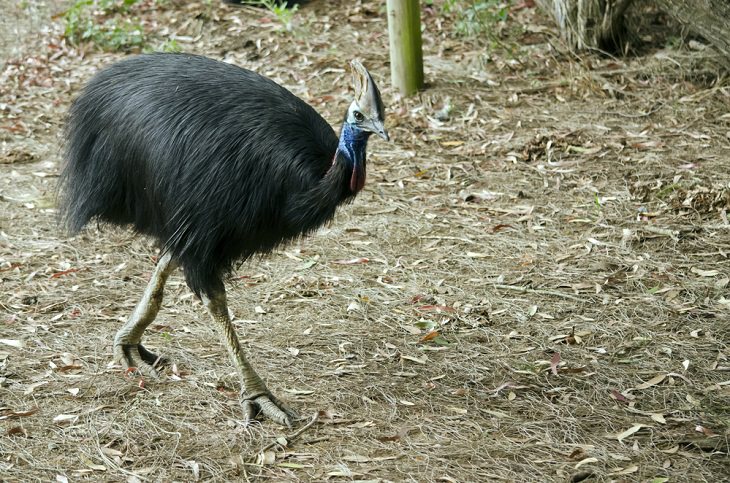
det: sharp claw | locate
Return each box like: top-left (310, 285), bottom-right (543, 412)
top-left (242, 400), bottom-right (259, 425)
top-left (114, 343), bottom-right (164, 378)
top-left (241, 393), bottom-right (298, 428)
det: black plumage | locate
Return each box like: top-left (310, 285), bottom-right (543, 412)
top-left (58, 53), bottom-right (387, 426)
top-left (63, 54), bottom-right (353, 295)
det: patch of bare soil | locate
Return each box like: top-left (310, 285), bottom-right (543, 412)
top-left (1, 1), bottom-right (728, 482)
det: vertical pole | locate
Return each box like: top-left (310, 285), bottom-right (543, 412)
top-left (387, 0), bottom-right (424, 96)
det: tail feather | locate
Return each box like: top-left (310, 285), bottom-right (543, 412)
top-left (58, 95), bottom-right (131, 234)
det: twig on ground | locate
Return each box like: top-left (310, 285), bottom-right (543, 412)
top-left (257, 412), bottom-right (319, 455)
top-left (640, 225), bottom-right (680, 239)
top-left (493, 284), bottom-right (586, 303)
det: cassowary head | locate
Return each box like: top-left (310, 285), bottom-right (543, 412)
top-left (346, 60), bottom-right (389, 142)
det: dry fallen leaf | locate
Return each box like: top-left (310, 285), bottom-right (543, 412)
top-left (331, 257), bottom-right (369, 265)
top-left (650, 413), bottom-right (666, 424)
top-left (401, 355), bottom-right (427, 365)
top-left (466, 252), bottom-right (489, 258)
top-left (550, 352), bottom-right (560, 376)
top-left (283, 388), bottom-right (314, 395)
top-left (23, 381), bottom-right (48, 395)
top-left (574, 457), bottom-right (598, 469)
top-left (342, 454), bottom-right (371, 463)
top-left (419, 330), bottom-right (440, 343)
top-left (610, 390), bottom-right (630, 404)
top-left (691, 267), bottom-right (719, 277)
top-left (609, 465), bottom-right (639, 476)
top-left (0, 339), bottom-right (24, 348)
top-left (695, 425), bottom-right (717, 437)
top-left (101, 447), bottom-right (123, 458)
top-left (635, 373), bottom-right (666, 390)
top-left (53, 414), bottom-right (78, 425)
top-left (615, 424), bottom-right (645, 442)
top-left (660, 445), bottom-right (679, 454)
top-left (6, 426), bottom-right (28, 437)
top-left (0, 407), bottom-right (39, 420)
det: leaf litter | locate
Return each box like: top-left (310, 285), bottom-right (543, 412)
top-left (1, 1), bottom-right (729, 482)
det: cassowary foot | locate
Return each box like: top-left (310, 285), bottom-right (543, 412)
top-left (242, 391), bottom-right (299, 429)
top-left (113, 343), bottom-right (167, 378)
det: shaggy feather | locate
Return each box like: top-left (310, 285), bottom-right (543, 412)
top-left (59, 53), bottom-right (367, 296)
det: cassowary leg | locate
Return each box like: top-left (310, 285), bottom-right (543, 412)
top-left (113, 252), bottom-right (177, 377)
top-left (201, 286), bottom-right (298, 428)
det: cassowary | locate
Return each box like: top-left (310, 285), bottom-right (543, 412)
top-left (58, 53), bottom-right (388, 427)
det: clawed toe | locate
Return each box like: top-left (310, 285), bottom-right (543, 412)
top-left (114, 343), bottom-right (167, 378)
top-left (242, 392), bottom-right (299, 428)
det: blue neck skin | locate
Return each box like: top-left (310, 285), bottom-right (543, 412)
top-left (337, 122), bottom-right (371, 166)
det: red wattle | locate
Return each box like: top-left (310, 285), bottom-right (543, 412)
top-left (350, 163), bottom-right (366, 193)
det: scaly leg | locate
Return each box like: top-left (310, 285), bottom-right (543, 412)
top-left (201, 285), bottom-right (298, 428)
top-left (113, 252), bottom-right (177, 377)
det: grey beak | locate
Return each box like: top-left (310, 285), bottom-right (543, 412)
top-left (370, 120), bottom-right (389, 141)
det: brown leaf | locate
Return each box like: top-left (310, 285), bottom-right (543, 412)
top-left (695, 425), bottom-right (717, 437)
top-left (610, 390), bottom-right (629, 404)
top-left (216, 385), bottom-right (238, 399)
top-left (419, 331), bottom-right (440, 343)
top-left (316, 409), bottom-right (341, 423)
top-left (567, 448), bottom-right (587, 460)
top-left (6, 426), bottom-right (27, 437)
top-left (491, 224), bottom-right (513, 233)
top-left (0, 407), bottom-right (39, 420)
top-left (57, 364), bottom-right (83, 372)
top-left (50, 268), bottom-right (84, 278)
top-left (550, 352), bottom-right (560, 375)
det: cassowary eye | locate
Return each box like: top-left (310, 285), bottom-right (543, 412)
top-left (353, 110), bottom-right (364, 122)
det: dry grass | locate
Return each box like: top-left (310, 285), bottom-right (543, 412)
top-left (1, 1), bottom-right (729, 482)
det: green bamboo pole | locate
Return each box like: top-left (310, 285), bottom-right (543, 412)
top-left (387, 0), bottom-right (424, 96)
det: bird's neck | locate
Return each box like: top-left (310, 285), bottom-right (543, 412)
top-left (337, 122), bottom-right (370, 166)
top-left (337, 122), bottom-right (371, 194)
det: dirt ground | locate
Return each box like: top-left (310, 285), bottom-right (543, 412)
top-left (1, 1), bottom-right (729, 482)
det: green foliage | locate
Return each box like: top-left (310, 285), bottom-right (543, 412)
top-left (158, 38), bottom-right (182, 53)
top-left (62, 0), bottom-right (146, 52)
top-left (442, 0), bottom-right (510, 38)
top-left (240, 1), bottom-right (299, 31)
top-left (144, 38), bottom-right (182, 54)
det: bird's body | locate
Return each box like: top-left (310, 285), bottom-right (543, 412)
top-left (59, 53), bottom-right (388, 426)
top-left (62, 54), bottom-right (356, 296)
